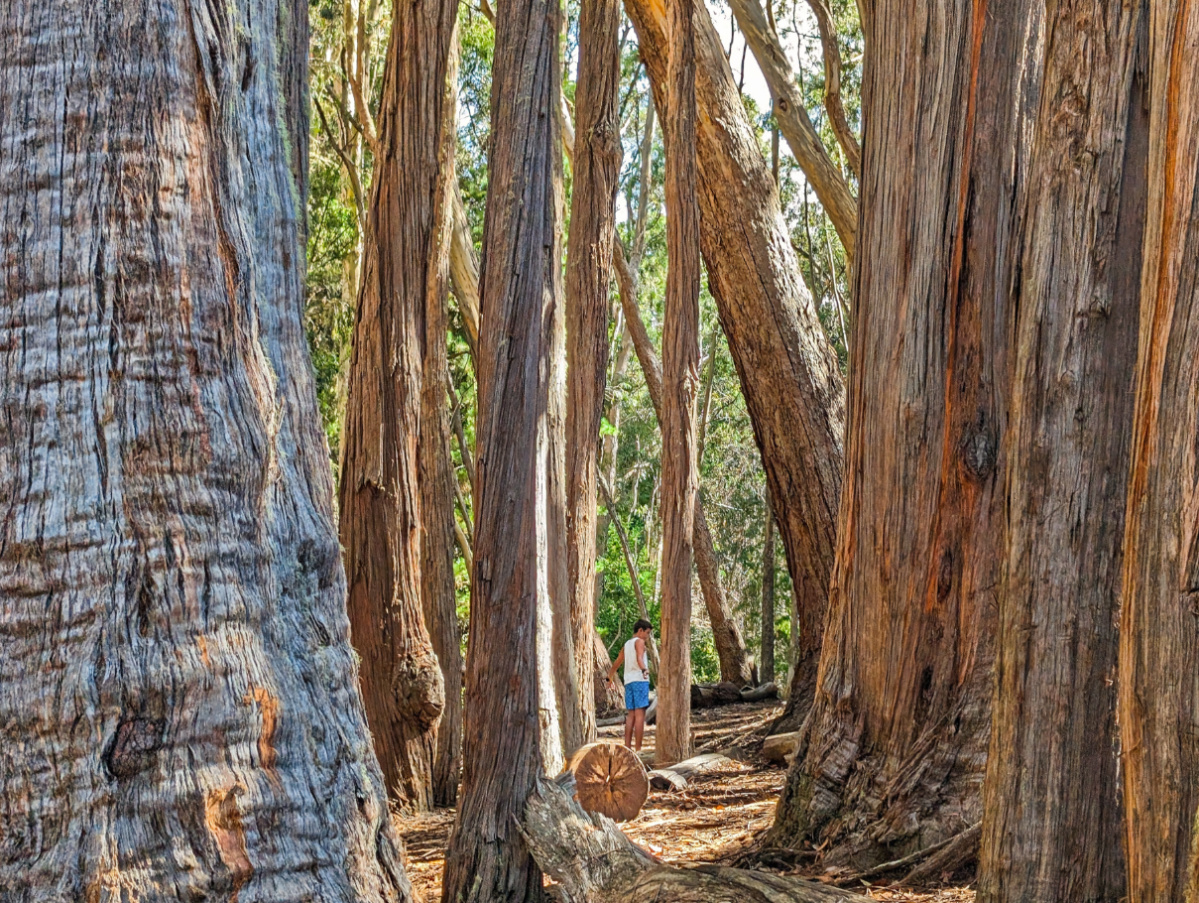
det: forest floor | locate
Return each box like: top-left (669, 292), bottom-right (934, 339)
top-left (396, 701), bottom-right (976, 902)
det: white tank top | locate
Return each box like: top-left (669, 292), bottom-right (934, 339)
top-left (623, 636), bottom-right (649, 683)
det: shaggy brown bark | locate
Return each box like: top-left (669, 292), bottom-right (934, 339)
top-left (0, 0), bottom-right (413, 896)
top-left (565, 0), bottom-right (624, 749)
top-left (977, 4), bottom-right (1148, 900)
top-left (439, 0), bottom-right (566, 890)
top-left (761, 488), bottom-right (776, 684)
top-left (613, 252), bottom-right (753, 686)
top-left (623, 0), bottom-right (844, 726)
top-left (1119, 7), bottom-right (1199, 902)
top-left (339, 0), bottom-right (459, 812)
top-left (770, 0), bottom-right (1044, 867)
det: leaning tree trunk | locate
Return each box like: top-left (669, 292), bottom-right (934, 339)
top-left (565, 0), bottom-right (623, 750)
top-left (439, 0), bottom-right (566, 891)
top-left (623, 0), bottom-right (844, 725)
top-left (769, 0), bottom-right (1044, 868)
top-left (977, 4), bottom-right (1148, 900)
top-left (0, 0), bottom-right (413, 897)
top-left (339, 0), bottom-right (459, 812)
top-left (761, 488), bottom-right (776, 685)
top-left (1119, 7), bottom-right (1199, 902)
top-left (419, 30), bottom-right (466, 809)
top-left (655, 0), bottom-right (702, 769)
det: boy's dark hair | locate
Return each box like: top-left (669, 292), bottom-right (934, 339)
top-left (633, 619), bottom-right (653, 634)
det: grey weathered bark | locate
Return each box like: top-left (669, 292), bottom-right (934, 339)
top-left (420, 32), bottom-right (466, 810)
top-left (770, 0), bottom-right (1044, 867)
top-left (761, 487), bottom-right (776, 684)
top-left (565, 0), bottom-right (624, 749)
top-left (339, 0), bottom-right (459, 812)
top-left (656, 0), bottom-right (701, 766)
top-left (624, 0), bottom-right (844, 725)
top-left (0, 0), bottom-right (413, 897)
top-left (803, 0), bottom-right (861, 177)
top-left (1118, 7), bottom-right (1199, 902)
top-left (439, 0), bottom-right (567, 888)
top-left (976, 4), bottom-right (1148, 900)
top-left (613, 251), bottom-right (753, 686)
top-left (450, 182), bottom-right (482, 361)
top-left (724, 0), bottom-right (857, 257)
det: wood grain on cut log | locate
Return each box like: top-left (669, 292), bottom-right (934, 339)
top-left (567, 742), bottom-right (650, 821)
top-left (521, 774), bottom-right (857, 903)
top-left (0, 0), bottom-right (413, 896)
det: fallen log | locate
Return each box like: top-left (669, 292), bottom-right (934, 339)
top-left (566, 742), bottom-right (650, 822)
top-left (596, 696), bottom-right (657, 728)
top-left (762, 731), bottom-right (800, 765)
top-left (647, 752), bottom-right (729, 791)
top-left (521, 773), bottom-right (857, 903)
top-left (691, 681), bottom-right (778, 709)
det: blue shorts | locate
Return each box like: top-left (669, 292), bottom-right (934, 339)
top-left (625, 681), bottom-right (650, 711)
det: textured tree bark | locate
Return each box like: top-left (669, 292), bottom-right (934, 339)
top-left (594, 631), bottom-right (627, 718)
top-left (656, 0), bottom-right (702, 769)
top-left (623, 0), bottom-right (844, 725)
top-left (1119, 7), bottom-right (1199, 902)
top-left (770, 0), bottom-right (1044, 868)
top-left (439, 0), bottom-right (566, 890)
top-left (977, 4), bottom-right (1148, 900)
top-left (724, 0), bottom-right (857, 257)
top-left (614, 251), bottom-right (754, 687)
top-left (339, 0), bottom-right (459, 812)
top-left (420, 32), bottom-right (466, 810)
top-left (0, 0), bottom-right (413, 898)
top-left (803, 0), bottom-right (861, 178)
top-left (761, 488), bottom-right (776, 684)
top-left (565, 0), bottom-right (623, 749)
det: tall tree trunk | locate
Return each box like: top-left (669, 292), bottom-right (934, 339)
top-left (419, 33), bottom-right (466, 809)
top-left (761, 488), bottom-right (776, 685)
top-left (614, 252), bottom-right (754, 686)
top-left (623, 0), bottom-right (844, 725)
top-left (0, 0), bottom-right (413, 897)
top-left (770, 0), bottom-right (1044, 867)
top-left (977, 4), bottom-right (1148, 900)
top-left (1119, 7), bottom-right (1199, 901)
top-left (656, 0), bottom-right (701, 767)
top-left (439, 0), bottom-right (566, 890)
top-left (565, 0), bottom-right (623, 749)
top-left (339, 0), bottom-right (458, 812)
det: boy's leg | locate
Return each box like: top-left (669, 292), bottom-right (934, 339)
top-left (633, 708), bottom-right (646, 750)
top-left (624, 710), bottom-right (634, 748)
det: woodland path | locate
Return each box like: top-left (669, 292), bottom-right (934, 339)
top-left (396, 702), bottom-right (976, 902)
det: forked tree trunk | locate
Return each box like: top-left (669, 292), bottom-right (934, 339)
top-left (339, 0), bottom-right (459, 812)
top-left (419, 32), bottom-right (466, 809)
top-left (977, 4), bottom-right (1148, 900)
top-left (565, 0), bottom-right (623, 749)
top-left (623, 0), bottom-right (844, 726)
top-left (0, 0), bottom-right (413, 897)
top-left (1119, 7), bottom-right (1199, 901)
top-left (614, 252), bottom-right (754, 687)
top-left (770, 0), bottom-right (1044, 867)
top-left (439, 0), bottom-right (566, 891)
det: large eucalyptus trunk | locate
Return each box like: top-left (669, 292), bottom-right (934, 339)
top-left (1119, 7), bottom-right (1199, 901)
top-left (977, 3), bottom-right (1149, 899)
top-left (339, 0), bottom-right (459, 811)
top-left (439, 0), bottom-right (566, 890)
top-left (565, 0), bottom-right (623, 750)
top-left (623, 0), bottom-right (844, 725)
top-left (770, 0), bottom-right (1043, 867)
top-left (0, 0), bottom-right (412, 897)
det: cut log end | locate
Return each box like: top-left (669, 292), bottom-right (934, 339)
top-left (566, 741), bottom-right (650, 822)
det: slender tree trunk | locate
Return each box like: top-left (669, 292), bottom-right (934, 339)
top-left (770, 0), bottom-right (1044, 867)
top-left (803, 0), bottom-right (861, 177)
top-left (761, 488), bottom-right (777, 684)
top-left (614, 251), bottom-right (754, 686)
top-left (977, 4), bottom-right (1149, 900)
top-left (656, 0), bottom-right (701, 766)
top-left (439, 0), bottom-right (566, 889)
top-left (339, 0), bottom-right (459, 812)
top-left (1119, 8), bottom-right (1199, 902)
top-left (565, 0), bottom-right (624, 749)
top-left (0, 0), bottom-right (413, 896)
top-left (623, 0), bottom-right (844, 724)
top-left (419, 33), bottom-right (466, 810)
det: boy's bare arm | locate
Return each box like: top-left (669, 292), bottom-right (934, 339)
top-left (606, 649), bottom-right (624, 684)
top-left (635, 638), bottom-right (647, 674)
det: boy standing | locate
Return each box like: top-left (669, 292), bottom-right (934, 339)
top-left (605, 620), bottom-right (654, 750)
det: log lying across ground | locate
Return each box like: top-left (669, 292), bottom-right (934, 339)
top-left (691, 681), bottom-right (778, 709)
top-left (647, 753), bottom-right (730, 791)
top-left (567, 742), bottom-right (650, 822)
top-left (521, 774), bottom-right (857, 902)
top-left (762, 731), bottom-right (800, 765)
